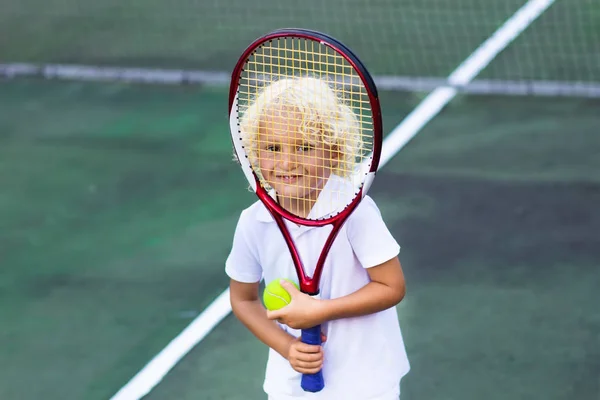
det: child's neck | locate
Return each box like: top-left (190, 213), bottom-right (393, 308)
top-left (276, 175), bottom-right (331, 219)
top-left (278, 193), bottom-right (319, 219)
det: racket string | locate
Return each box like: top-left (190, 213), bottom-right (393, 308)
top-left (237, 36), bottom-right (374, 220)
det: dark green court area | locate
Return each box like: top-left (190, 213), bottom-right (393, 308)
top-left (1, 78), bottom-right (598, 399)
top-left (1, 0), bottom-right (599, 82)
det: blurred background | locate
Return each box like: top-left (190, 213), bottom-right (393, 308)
top-left (1, 1), bottom-right (599, 399)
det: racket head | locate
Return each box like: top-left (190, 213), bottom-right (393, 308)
top-left (229, 29), bottom-right (382, 225)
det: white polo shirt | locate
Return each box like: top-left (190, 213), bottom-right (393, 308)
top-left (225, 185), bottom-right (410, 399)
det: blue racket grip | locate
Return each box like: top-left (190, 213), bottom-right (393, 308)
top-left (300, 324), bottom-right (325, 392)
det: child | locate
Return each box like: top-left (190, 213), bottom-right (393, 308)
top-left (226, 76), bottom-right (409, 400)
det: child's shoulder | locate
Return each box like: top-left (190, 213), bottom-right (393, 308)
top-left (352, 194), bottom-right (382, 218)
top-left (235, 199), bottom-right (271, 226)
top-left (345, 194), bottom-right (385, 229)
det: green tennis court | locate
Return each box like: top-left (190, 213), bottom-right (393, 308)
top-left (1, 1), bottom-right (599, 399)
top-left (2, 0), bottom-right (599, 81)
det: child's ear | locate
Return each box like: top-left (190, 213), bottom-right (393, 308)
top-left (329, 145), bottom-right (342, 168)
top-left (330, 144), bottom-right (341, 158)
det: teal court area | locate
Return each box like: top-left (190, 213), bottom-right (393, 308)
top-left (1, 1), bottom-right (598, 399)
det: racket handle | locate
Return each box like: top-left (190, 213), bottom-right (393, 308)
top-left (300, 325), bottom-right (325, 392)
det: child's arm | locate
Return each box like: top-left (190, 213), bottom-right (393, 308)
top-left (266, 257), bottom-right (405, 329)
top-left (230, 279), bottom-right (325, 374)
top-left (321, 256), bottom-right (405, 320)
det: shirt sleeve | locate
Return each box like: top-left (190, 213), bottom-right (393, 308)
top-left (225, 209), bottom-right (263, 283)
top-left (346, 195), bottom-right (401, 269)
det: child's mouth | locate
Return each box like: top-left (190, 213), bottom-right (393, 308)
top-left (276, 175), bottom-right (301, 183)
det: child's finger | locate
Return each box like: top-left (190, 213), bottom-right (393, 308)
top-left (291, 359), bottom-right (324, 375)
top-left (293, 365), bottom-right (323, 375)
top-left (294, 342), bottom-right (322, 353)
top-left (294, 350), bottom-right (324, 362)
top-left (294, 358), bottom-right (323, 370)
top-left (321, 332), bottom-right (327, 343)
top-left (265, 309), bottom-right (283, 320)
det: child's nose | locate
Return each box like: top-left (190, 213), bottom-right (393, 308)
top-left (279, 149), bottom-right (298, 169)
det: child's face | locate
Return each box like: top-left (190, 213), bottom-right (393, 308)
top-left (257, 108), bottom-right (338, 209)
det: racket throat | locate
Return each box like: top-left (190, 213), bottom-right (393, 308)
top-left (298, 276), bottom-right (321, 296)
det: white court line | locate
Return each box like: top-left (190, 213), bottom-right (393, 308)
top-left (110, 1), bottom-right (556, 398)
top-left (110, 290), bottom-right (231, 400)
top-left (381, 0), bottom-right (556, 166)
top-left (4, 63), bottom-right (599, 98)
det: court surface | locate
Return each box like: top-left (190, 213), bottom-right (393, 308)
top-left (1, 0), bottom-right (599, 398)
top-left (1, 79), bottom-right (598, 400)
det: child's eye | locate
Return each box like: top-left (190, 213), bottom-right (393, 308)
top-left (297, 144), bottom-right (314, 152)
top-left (265, 145), bottom-right (280, 152)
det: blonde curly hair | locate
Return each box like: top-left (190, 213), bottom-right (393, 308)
top-left (238, 76), bottom-right (364, 179)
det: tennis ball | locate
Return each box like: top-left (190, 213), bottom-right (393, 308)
top-left (263, 278), bottom-right (299, 311)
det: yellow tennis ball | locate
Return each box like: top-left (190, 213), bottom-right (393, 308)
top-left (263, 278), bottom-right (299, 311)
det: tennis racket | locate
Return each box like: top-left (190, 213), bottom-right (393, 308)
top-left (228, 28), bottom-right (382, 393)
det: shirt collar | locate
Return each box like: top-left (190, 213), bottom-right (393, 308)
top-left (255, 174), bottom-right (355, 223)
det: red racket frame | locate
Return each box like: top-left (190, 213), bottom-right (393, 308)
top-left (228, 28), bottom-right (382, 295)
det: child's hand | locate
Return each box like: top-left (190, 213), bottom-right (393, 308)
top-left (286, 334), bottom-right (327, 374)
top-left (266, 280), bottom-right (325, 329)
